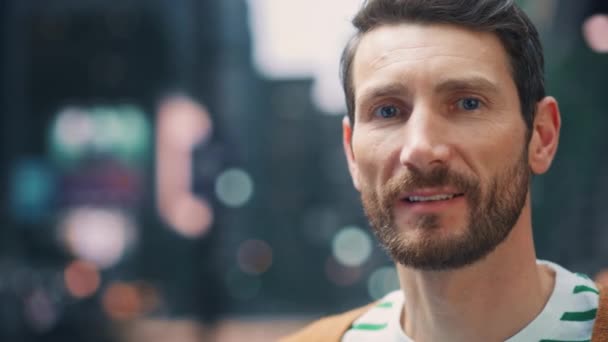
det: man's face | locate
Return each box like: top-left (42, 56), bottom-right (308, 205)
top-left (344, 23), bottom-right (531, 271)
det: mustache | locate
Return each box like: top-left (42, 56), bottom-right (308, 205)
top-left (381, 166), bottom-right (479, 205)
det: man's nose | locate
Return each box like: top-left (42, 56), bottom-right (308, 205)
top-left (398, 108), bottom-right (451, 173)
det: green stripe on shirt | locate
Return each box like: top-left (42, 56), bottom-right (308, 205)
top-left (351, 323), bottom-right (388, 331)
top-left (573, 285), bottom-right (599, 295)
top-left (560, 309), bottom-right (597, 321)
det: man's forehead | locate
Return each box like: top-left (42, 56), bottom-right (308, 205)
top-left (356, 22), bottom-right (504, 58)
top-left (352, 22), bottom-right (512, 88)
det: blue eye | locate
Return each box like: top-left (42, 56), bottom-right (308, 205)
top-left (458, 98), bottom-right (481, 111)
top-left (373, 105), bottom-right (400, 118)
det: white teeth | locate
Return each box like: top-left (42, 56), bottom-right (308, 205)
top-left (407, 194), bottom-right (455, 202)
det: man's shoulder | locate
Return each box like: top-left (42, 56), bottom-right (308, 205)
top-left (278, 284), bottom-right (608, 341)
top-left (279, 301), bottom-right (378, 342)
top-left (594, 283), bottom-right (608, 341)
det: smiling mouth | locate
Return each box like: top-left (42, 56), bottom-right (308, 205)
top-left (403, 193), bottom-right (465, 203)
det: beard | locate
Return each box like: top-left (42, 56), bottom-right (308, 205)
top-left (360, 149), bottom-right (530, 271)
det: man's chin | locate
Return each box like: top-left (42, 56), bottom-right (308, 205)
top-left (394, 213), bottom-right (468, 237)
top-left (380, 230), bottom-right (497, 271)
top-left (389, 247), bottom-right (485, 271)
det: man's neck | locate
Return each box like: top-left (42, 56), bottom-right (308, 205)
top-left (397, 206), bottom-right (556, 342)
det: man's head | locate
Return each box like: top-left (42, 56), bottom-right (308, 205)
top-left (341, 0), bottom-right (561, 271)
top-left (341, 0), bottom-right (545, 133)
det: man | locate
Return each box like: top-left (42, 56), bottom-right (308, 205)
top-left (282, 0), bottom-right (608, 341)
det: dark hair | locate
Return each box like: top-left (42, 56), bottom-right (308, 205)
top-left (340, 0), bottom-right (545, 132)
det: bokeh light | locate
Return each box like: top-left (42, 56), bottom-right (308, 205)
top-left (325, 256), bottom-right (362, 287)
top-left (10, 160), bottom-right (54, 223)
top-left (163, 194), bottom-right (214, 238)
top-left (367, 266), bottom-right (399, 300)
top-left (102, 282), bottom-right (143, 321)
top-left (60, 207), bottom-right (135, 269)
top-left (90, 106), bottom-right (127, 152)
top-left (583, 15), bottom-right (608, 53)
top-left (64, 260), bottom-right (101, 299)
top-left (156, 95), bottom-right (214, 238)
top-left (52, 107), bottom-right (95, 156)
top-left (215, 168), bottom-right (254, 208)
top-left (332, 226), bottom-right (372, 267)
top-left (51, 105), bottom-right (150, 165)
top-left (135, 282), bottom-right (162, 314)
top-left (156, 95), bottom-right (212, 150)
top-left (237, 239), bottom-right (273, 275)
top-left (24, 289), bottom-right (58, 333)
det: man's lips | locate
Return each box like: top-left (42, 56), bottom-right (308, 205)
top-left (395, 189), bottom-right (466, 214)
top-left (400, 189), bottom-right (465, 204)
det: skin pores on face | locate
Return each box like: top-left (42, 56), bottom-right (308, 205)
top-left (345, 23), bottom-right (531, 270)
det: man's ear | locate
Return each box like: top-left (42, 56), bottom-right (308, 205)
top-left (343, 116), bottom-right (361, 191)
top-left (528, 96), bottom-right (561, 175)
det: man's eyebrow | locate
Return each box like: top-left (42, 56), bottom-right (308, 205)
top-left (356, 83), bottom-right (412, 105)
top-left (356, 77), bottom-right (500, 105)
top-left (435, 77), bottom-right (500, 95)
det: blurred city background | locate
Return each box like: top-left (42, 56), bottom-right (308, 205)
top-left (0, 0), bottom-right (607, 341)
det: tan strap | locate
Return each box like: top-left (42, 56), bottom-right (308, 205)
top-left (279, 302), bottom-right (377, 342)
top-left (592, 284), bottom-right (608, 342)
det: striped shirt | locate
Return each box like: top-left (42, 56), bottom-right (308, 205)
top-left (342, 260), bottom-right (599, 342)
